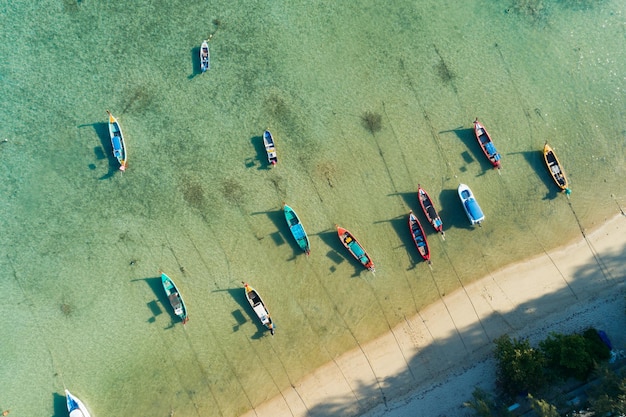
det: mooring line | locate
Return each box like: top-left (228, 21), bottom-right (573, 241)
top-left (611, 193), bottom-right (626, 216)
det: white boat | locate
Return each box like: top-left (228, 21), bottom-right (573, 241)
top-left (65, 389), bottom-right (92, 417)
top-left (458, 183), bottom-right (484, 226)
top-left (200, 40), bottom-right (210, 72)
top-left (263, 130), bottom-right (277, 166)
top-left (243, 282), bottom-right (275, 335)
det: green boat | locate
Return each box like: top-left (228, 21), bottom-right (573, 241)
top-left (283, 203), bottom-right (310, 255)
top-left (161, 272), bottom-right (188, 324)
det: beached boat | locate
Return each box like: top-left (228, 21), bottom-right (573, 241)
top-left (200, 40), bottom-right (210, 72)
top-left (417, 185), bottom-right (445, 237)
top-left (106, 110), bottom-right (127, 171)
top-left (283, 203), bottom-right (310, 255)
top-left (543, 143), bottom-right (570, 194)
top-left (336, 225), bottom-right (375, 272)
top-left (263, 130), bottom-right (278, 166)
top-left (458, 183), bottom-right (484, 226)
top-left (243, 282), bottom-right (275, 335)
top-left (473, 118), bottom-right (501, 169)
top-left (408, 211), bottom-right (430, 263)
top-left (65, 389), bottom-right (92, 417)
top-left (161, 272), bottom-right (188, 324)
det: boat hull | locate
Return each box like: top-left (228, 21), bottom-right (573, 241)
top-left (200, 40), bottom-right (210, 72)
top-left (458, 183), bottom-right (484, 225)
top-left (106, 111), bottom-right (127, 171)
top-left (408, 211), bottom-right (430, 262)
top-left (336, 226), bottom-right (375, 272)
top-left (263, 130), bottom-right (278, 166)
top-left (161, 273), bottom-right (188, 323)
top-left (417, 186), bottom-right (444, 235)
top-left (543, 143), bottom-right (569, 191)
top-left (473, 119), bottom-right (501, 169)
top-left (243, 282), bottom-right (275, 335)
top-left (65, 389), bottom-right (92, 417)
top-left (284, 204), bottom-right (310, 254)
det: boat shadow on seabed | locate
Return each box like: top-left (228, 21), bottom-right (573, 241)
top-left (78, 121), bottom-right (120, 180)
top-left (131, 276), bottom-right (179, 328)
top-left (508, 150), bottom-right (562, 200)
top-left (212, 287), bottom-right (270, 340)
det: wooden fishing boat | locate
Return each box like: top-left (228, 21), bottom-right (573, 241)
top-left (283, 203), bottom-right (310, 255)
top-left (200, 40), bottom-right (210, 72)
top-left (417, 185), bottom-right (445, 237)
top-left (336, 225), bottom-right (375, 272)
top-left (243, 282), bottom-right (275, 335)
top-left (473, 118), bottom-right (501, 169)
top-left (408, 211), bottom-right (430, 263)
top-left (458, 183), bottom-right (484, 226)
top-left (543, 143), bottom-right (570, 194)
top-left (65, 389), bottom-right (92, 417)
top-left (161, 272), bottom-right (188, 324)
top-left (263, 130), bottom-right (278, 166)
top-left (106, 110), bottom-right (127, 171)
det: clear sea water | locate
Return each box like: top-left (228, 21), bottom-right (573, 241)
top-left (1, 0), bottom-right (625, 416)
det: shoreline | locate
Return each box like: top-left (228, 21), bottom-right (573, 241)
top-left (241, 213), bottom-right (626, 417)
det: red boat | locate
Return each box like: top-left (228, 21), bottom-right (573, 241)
top-left (473, 118), bottom-right (501, 169)
top-left (417, 185), bottom-right (445, 238)
top-left (408, 211), bottom-right (430, 263)
top-left (336, 225), bottom-right (375, 272)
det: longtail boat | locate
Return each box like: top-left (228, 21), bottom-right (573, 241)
top-left (473, 118), bottom-right (501, 169)
top-left (336, 225), bottom-right (375, 272)
top-left (243, 282), bottom-right (275, 335)
top-left (161, 272), bottom-right (189, 324)
top-left (408, 211), bottom-right (430, 263)
top-left (417, 185), bottom-right (445, 238)
top-left (283, 203), bottom-right (310, 255)
top-left (458, 183), bottom-right (484, 226)
top-left (543, 143), bottom-right (570, 195)
top-left (263, 130), bottom-right (277, 166)
top-left (200, 39), bottom-right (210, 72)
top-left (106, 110), bottom-right (127, 171)
top-left (65, 389), bottom-right (92, 417)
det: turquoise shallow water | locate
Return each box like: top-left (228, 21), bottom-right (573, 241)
top-left (1, 0), bottom-right (625, 416)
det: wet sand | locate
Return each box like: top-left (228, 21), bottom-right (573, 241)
top-left (242, 213), bottom-right (626, 417)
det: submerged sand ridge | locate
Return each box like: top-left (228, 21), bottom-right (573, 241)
top-left (243, 214), bottom-right (626, 417)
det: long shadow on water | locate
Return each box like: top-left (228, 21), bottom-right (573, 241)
top-left (131, 276), bottom-right (181, 328)
top-left (317, 229), bottom-right (364, 276)
top-left (247, 135), bottom-right (273, 170)
top-left (509, 149), bottom-right (561, 200)
top-left (78, 122), bottom-right (118, 179)
top-left (303, 241), bottom-right (626, 417)
top-left (212, 286), bottom-right (271, 340)
top-left (188, 46), bottom-right (201, 79)
top-left (51, 391), bottom-right (66, 417)
top-left (439, 188), bottom-right (474, 231)
top-left (451, 126), bottom-right (495, 174)
top-left (377, 214), bottom-right (427, 268)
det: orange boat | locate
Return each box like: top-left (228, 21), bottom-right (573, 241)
top-left (336, 225), bottom-right (375, 272)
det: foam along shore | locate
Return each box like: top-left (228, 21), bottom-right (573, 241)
top-left (240, 213), bottom-right (626, 417)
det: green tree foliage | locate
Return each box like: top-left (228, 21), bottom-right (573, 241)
top-left (586, 366), bottom-right (626, 416)
top-left (464, 388), bottom-right (513, 417)
top-left (528, 394), bottom-right (560, 417)
top-left (539, 329), bottom-right (610, 380)
top-left (494, 335), bottom-right (546, 397)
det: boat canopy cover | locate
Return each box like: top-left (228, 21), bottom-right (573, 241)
top-left (348, 240), bottom-right (365, 257)
top-left (112, 136), bottom-right (123, 152)
top-left (465, 198), bottom-right (484, 221)
top-left (485, 142), bottom-right (500, 160)
top-left (291, 224), bottom-right (306, 240)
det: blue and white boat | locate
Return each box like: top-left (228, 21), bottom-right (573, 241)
top-left (458, 183), bottom-right (484, 226)
top-left (283, 203), bottom-right (310, 255)
top-left (65, 389), bottom-right (92, 417)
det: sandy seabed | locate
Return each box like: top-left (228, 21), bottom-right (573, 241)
top-left (241, 214), bottom-right (626, 417)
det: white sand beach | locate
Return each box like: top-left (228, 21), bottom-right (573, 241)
top-left (241, 213), bottom-right (626, 417)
